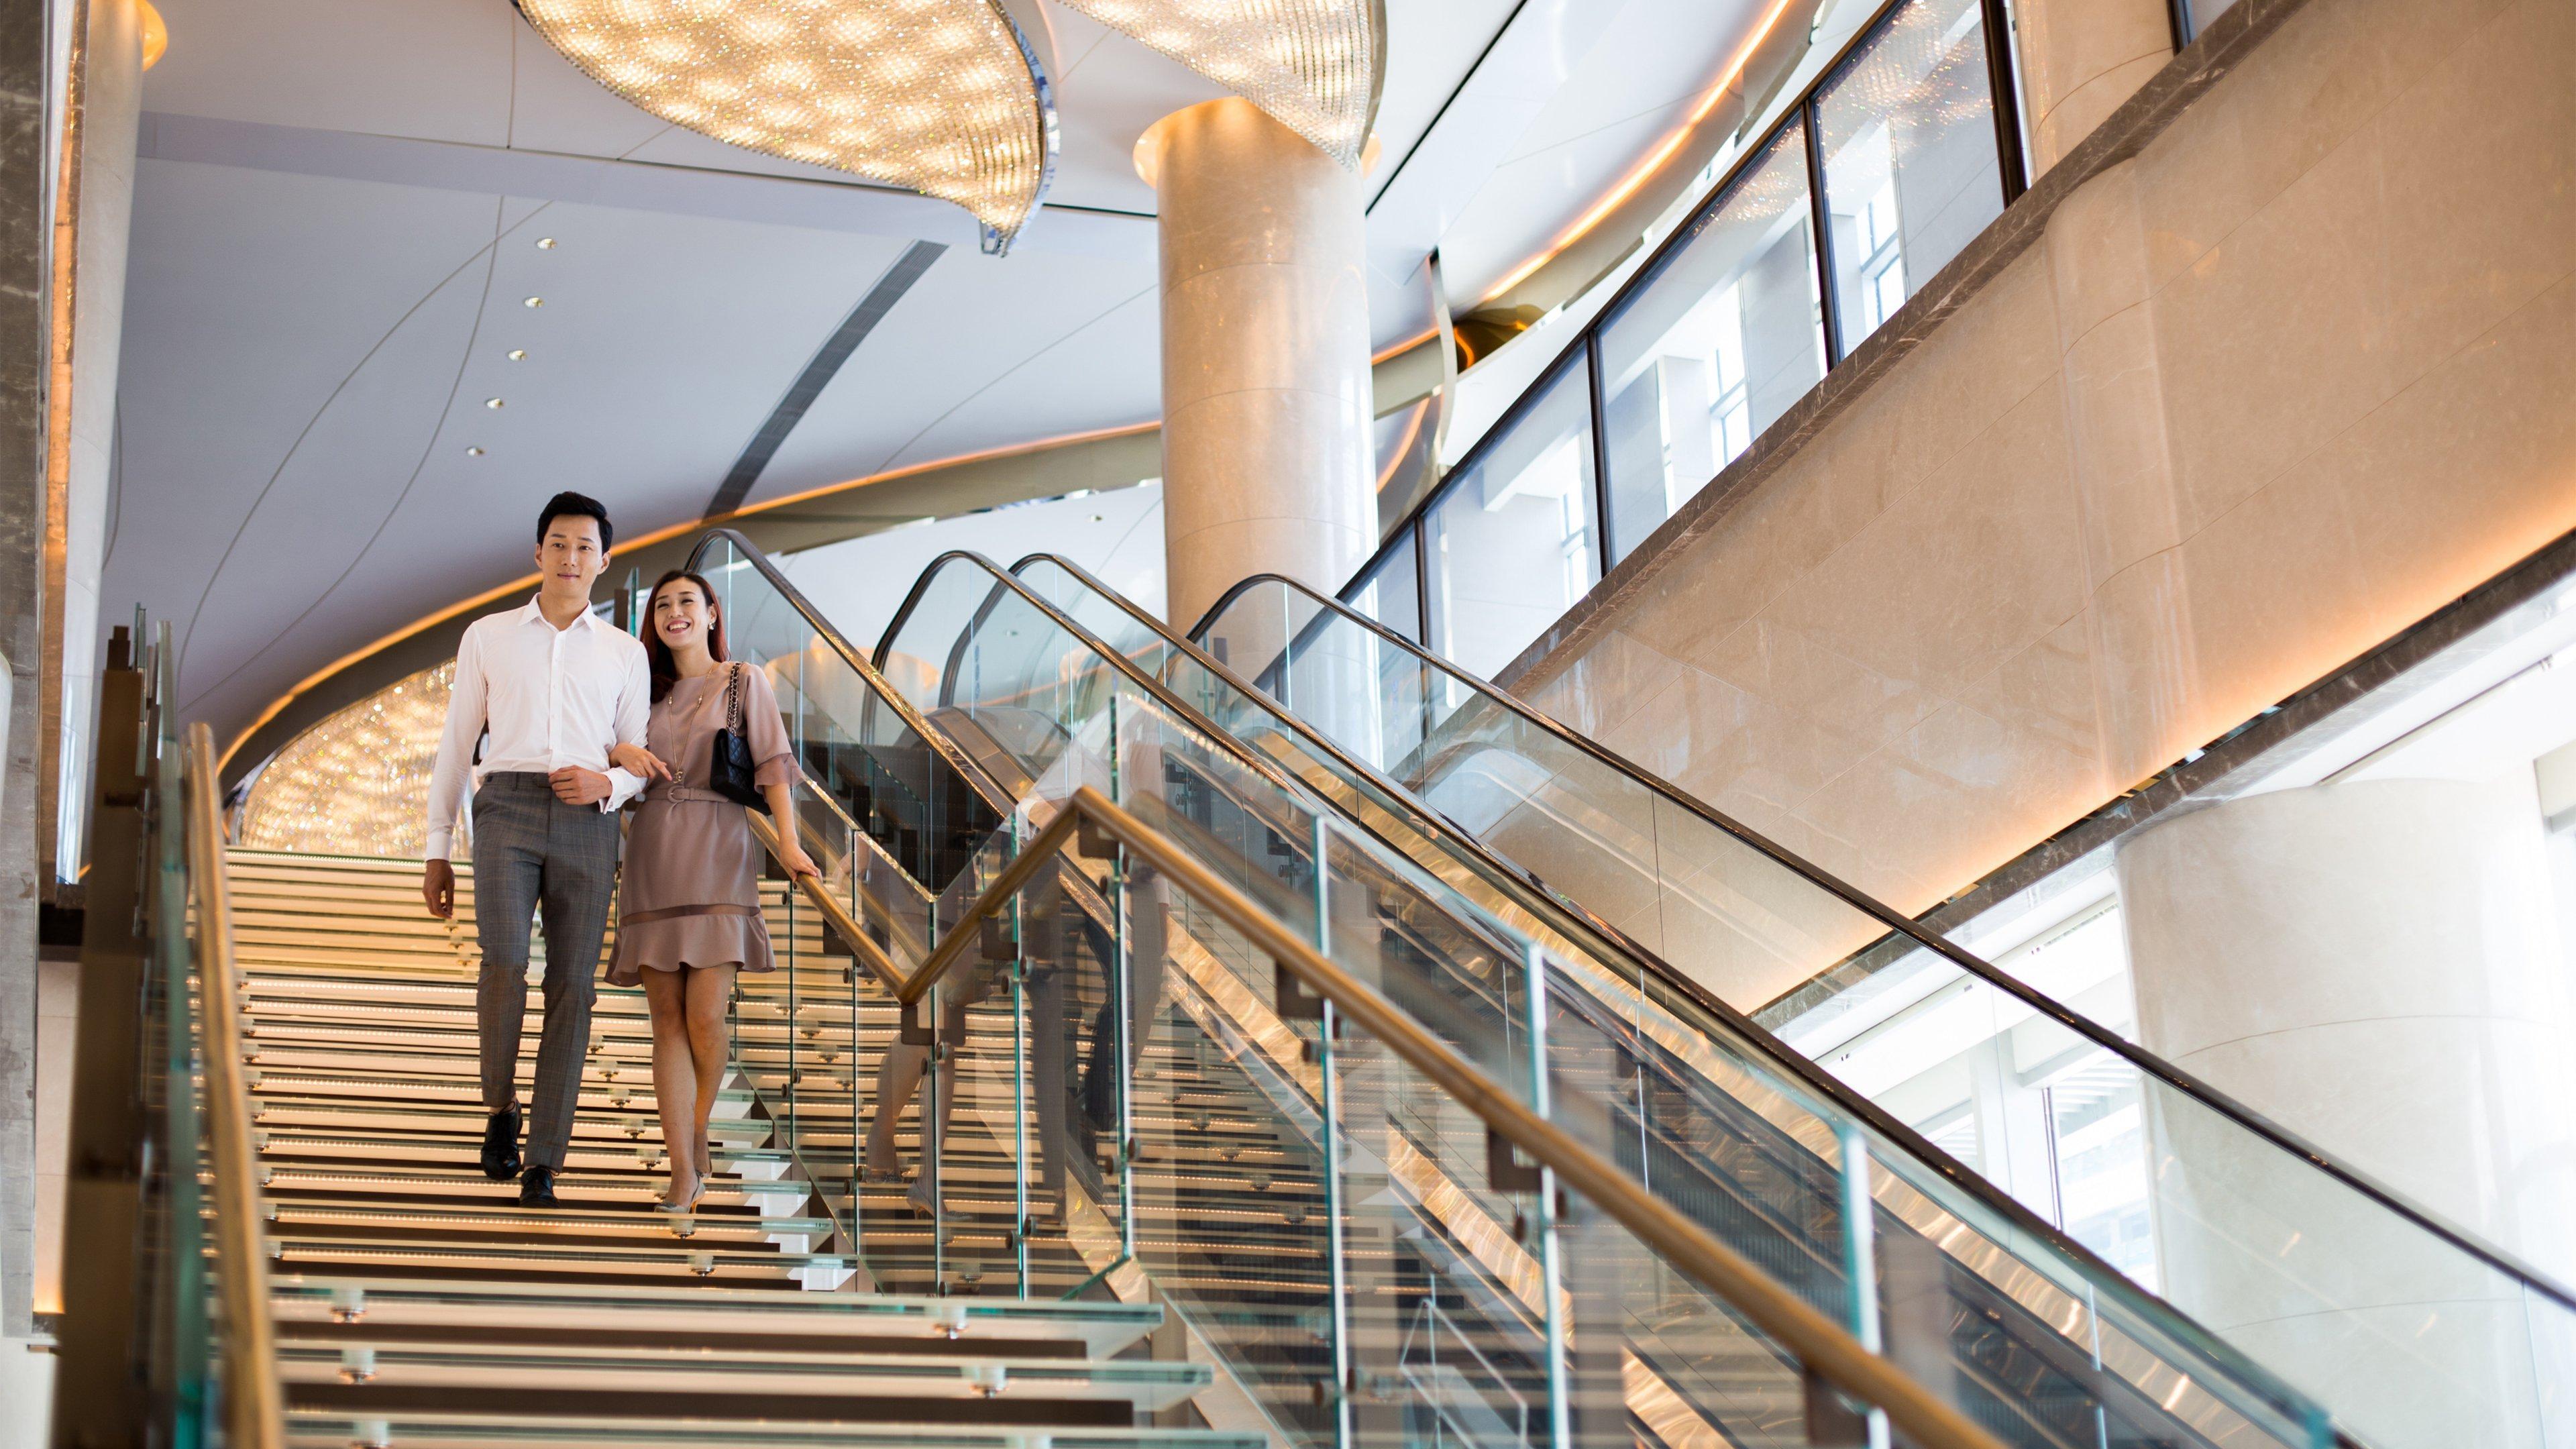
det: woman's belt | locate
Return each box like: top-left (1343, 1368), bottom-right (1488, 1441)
top-left (649, 786), bottom-right (746, 805)
top-left (623, 903), bottom-right (760, 924)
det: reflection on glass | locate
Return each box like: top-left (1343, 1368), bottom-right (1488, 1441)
top-left (2049, 1056), bottom-right (2155, 1285)
top-left (1817, 0), bottom-right (2003, 356)
top-left (1600, 121), bottom-right (1824, 564)
top-left (1375, 396), bottom-right (1440, 537)
top-left (1425, 357), bottom-right (1600, 679)
top-left (1350, 531), bottom-right (1420, 644)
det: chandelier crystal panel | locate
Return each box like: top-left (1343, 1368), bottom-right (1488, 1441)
top-left (1058, 0), bottom-right (1385, 166)
top-left (519, 0), bottom-right (1059, 248)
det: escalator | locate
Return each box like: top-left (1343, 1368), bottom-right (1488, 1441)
top-left (1164, 567), bottom-right (2576, 1449)
top-left (879, 542), bottom-right (2571, 1449)
top-left (747, 539), bottom-right (2357, 1449)
top-left (994, 553), bottom-right (2576, 1449)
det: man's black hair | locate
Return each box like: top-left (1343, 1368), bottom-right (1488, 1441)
top-left (536, 490), bottom-right (614, 552)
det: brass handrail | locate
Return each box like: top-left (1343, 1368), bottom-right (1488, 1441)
top-left (183, 722), bottom-right (286, 1448)
top-left (746, 812), bottom-right (908, 994)
top-left (753, 781), bottom-right (2007, 1449)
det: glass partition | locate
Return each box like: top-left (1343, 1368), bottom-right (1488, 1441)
top-left (1817, 0), bottom-right (2007, 357)
top-left (1600, 121), bottom-right (1825, 564)
top-left (1424, 356), bottom-right (1601, 679)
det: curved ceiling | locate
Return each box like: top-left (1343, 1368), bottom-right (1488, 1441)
top-left (115, 0), bottom-right (1792, 751)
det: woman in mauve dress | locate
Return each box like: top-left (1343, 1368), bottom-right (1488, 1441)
top-left (607, 569), bottom-right (816, 1210)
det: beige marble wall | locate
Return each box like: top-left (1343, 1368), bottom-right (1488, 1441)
top-left (1520, 0), bottom-right (2576, 937)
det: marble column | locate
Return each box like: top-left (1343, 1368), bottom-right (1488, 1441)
top-left (2116, 780), bottom-right (2576, 1448)
top-left (2012, 0), bottom-right (2172, 174)
top-left (1138, 98), bottom-right (1374, 632)
top-left (0, 0), bottom-right (51, 1343)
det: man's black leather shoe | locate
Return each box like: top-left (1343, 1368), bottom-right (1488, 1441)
top-left (518, 1165), bottom-right (559, 1208)
top-left (480, 1106), bottom-right (522, 1181)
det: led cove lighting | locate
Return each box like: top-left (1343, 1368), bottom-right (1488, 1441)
top-left (1055, 0), bottom-right (1383, 167)
top-left (517, 0), bottom-right (1059, 250)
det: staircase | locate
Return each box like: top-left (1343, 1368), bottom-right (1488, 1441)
top-left (226, 849), bottom-right (1254, 1449)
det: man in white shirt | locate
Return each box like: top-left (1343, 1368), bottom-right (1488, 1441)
top-left (422, 492), bottom-right (650, 1207)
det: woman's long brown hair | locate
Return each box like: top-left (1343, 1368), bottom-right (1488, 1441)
top-left (643, 568), bottom-right (729, 703)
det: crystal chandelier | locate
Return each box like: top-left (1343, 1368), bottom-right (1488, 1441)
top-left (519, 0), bottom-right (1061, 252)
top-left (1055, 0), bottom-right (1385, 167)
top-left (239, 663), bottom-right (460, 859)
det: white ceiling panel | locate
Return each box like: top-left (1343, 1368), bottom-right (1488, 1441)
top-left (500, 19), bottom-right (674, 160)
top-left (144, 0), bottom-right (512, 144)
top-left (746, 246), bottom-right (1159, 503)
top-left (1036, 3), bottom-right (1228, 215)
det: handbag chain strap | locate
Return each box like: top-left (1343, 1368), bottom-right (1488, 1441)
top-left (667, 664), bottom-right (743, 791)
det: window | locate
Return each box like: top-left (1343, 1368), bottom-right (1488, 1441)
top-left (1424, 358), bottom-right (1601, 680)
top-left (1817, 0), bottom-right (2005, 357)
top-left (1599, 121), bottom-right (1825, 564)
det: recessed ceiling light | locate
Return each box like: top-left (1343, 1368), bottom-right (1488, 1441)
top-left (535, 237), bottom-right (557, 250)
top-left (506, 349), bottom-right (527, 362)
top-left (484, 397), bottom-right (505, 409)
top-left (465, 446), bottom-right (486, 457)
top-left (522, 296), bottom-right (543, 309)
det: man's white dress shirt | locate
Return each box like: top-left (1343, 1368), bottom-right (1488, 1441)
top-left (425, 598), bottom-right (651, 861)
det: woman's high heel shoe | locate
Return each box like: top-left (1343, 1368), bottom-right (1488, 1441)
top-left (655, 1179), bottom-right (706, 1214)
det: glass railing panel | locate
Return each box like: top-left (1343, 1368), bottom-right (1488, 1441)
top-left (2131, 1041), bottom-right (2563, 1449)
top-left (1018, 558), bottom-right (1175, 674)
top-left (1599, 119), bottom-right (1825, 566)
top-left (1200, 580), bottom-right (1884, 1008)
top-left (1815, 0), bottom-right (2006, 358)
top-left (1128, 880), bottom-right (1340, 1446)
top-left (1348, 524), bottom-right (1421, 645)
top-left (1424, 352), bottom-right (1602, 680)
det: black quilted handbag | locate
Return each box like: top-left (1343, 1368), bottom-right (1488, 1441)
top-left (707, 663), bottom-right (765, 808)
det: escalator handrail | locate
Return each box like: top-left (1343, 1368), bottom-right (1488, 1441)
top-left (1002, 551), bottom-right (2410, 1427)
top-left (1184, 567), bottom-right (2576, 1313)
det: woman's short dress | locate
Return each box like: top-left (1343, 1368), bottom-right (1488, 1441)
top-left (606, 663), bottom-right (798, 985)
